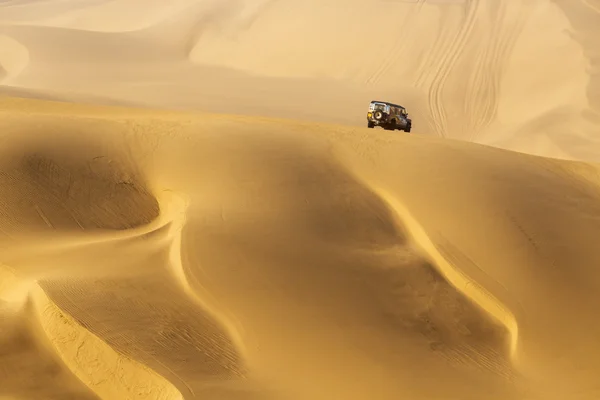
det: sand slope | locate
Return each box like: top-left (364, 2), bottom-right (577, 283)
top-left (1, 0), bottom-right (599, 159)
top-left (1, 96), bottom-right (600, 399)
top-left (1, 0), bottom-right (600, 399)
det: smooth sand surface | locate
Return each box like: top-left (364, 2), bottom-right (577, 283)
top-left (1, 1), bottom-right (600, 399)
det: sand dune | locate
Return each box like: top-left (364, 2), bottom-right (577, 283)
top-left (2, 0), bottom-right (600, 399)
top-left (1, 0), bottom-right (599, 159)
top-left (1, 96), bottom-right (600, 399)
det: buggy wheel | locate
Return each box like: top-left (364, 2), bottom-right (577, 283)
top-left (367, 121), bottom-right (374, 128)
top-left (384, 120), bottom-right (396, 131)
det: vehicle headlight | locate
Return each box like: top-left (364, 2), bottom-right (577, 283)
top-left (367, 112), bottom-right (372, 117)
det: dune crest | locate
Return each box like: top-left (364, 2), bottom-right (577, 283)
top-left (30, 285), bottom-right (184, 400)
top-left (1, 0), bottom-right (600, 398)
top-left (2, 92), bottom-right (600, 398)
top-left (369, 186), bottom-right (519, 356)
top-left (1, 0), bottom-right (599, 158)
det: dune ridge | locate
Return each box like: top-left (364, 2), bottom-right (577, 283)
top-left (0, 258), bottom-right (183, 400)
top-left (1, 0), bottom-right (600, 399)
top-left (30, 285), bottom-right (184, 400)
top-left (160, 190), bottom-right (251, 368)
top-left (367, 185), bottom-right (519, 357)
top-left (3, 96), bottom-right (600, 398)
top-left (1, 0), bottom-right (599, 160)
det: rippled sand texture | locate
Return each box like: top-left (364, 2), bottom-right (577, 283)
top-left (1, 98), bottom-right (600, 399)
top-left (1, 0), bottom-right (600, 399)
top-left (1, 0), bottom-right (599, 159)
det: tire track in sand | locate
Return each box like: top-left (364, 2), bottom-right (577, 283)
top-left (462, 1), bottom-right (531, 140)
top-left (367, 0), bottom-right (427, 85)
top-left (413, 10), bottom-right (455, 89)
top-left (427, 0), bottom-right (482, 137)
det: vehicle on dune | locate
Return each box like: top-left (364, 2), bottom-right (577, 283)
top-left (367, 100), bottom-right (412, 132)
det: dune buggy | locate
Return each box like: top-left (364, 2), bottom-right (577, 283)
top-left (367, 100), bottom-right (412, 132)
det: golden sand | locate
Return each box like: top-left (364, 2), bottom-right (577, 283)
top-left (1, 1), bottom-right (600, 399)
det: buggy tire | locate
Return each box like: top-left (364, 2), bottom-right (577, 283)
top-left (368, 121), bottom-right (374, 128)
top-left (384, 120), bottom-right (396, 131)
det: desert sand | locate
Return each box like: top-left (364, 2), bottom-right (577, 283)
top-left (1, 0), bottom-right (600, 399)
